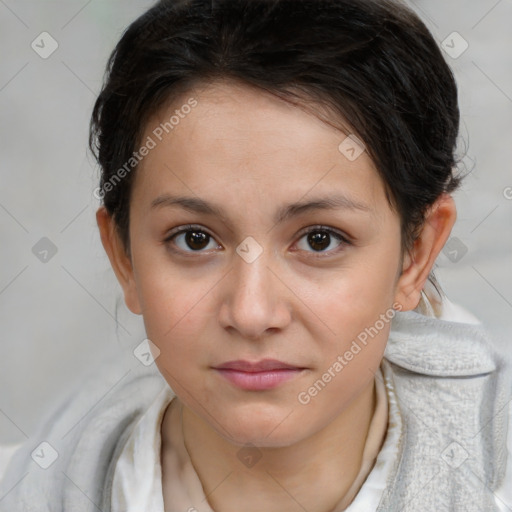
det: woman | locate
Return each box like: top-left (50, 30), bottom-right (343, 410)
top-left (1, 0), bottom-right (511, 510)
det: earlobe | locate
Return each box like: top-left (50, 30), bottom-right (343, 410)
top-left (394, 194), bottom-right (457, 311)
top-left (96, 207), bottom-right (142, 315)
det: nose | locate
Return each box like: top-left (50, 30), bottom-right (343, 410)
top-left (218, 249), bottom-right (292, 340)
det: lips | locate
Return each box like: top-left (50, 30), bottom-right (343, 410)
top-left (213, 359), bottom-right (306, 391)
top-left (213, 359), bottom-right (303, 372)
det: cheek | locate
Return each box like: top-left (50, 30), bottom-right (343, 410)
top-left (144, 291), bottom-right (212, 399)
top-left (294, 309), bottom-right (391, 435)
top-left (141, 285), bottom-right (211, 351)
top-left (133, 261), bottom-right (213, 355)
top-left (133, 241), bottom-right (216, 327)
top-left (288, 255), bottom-right (397, 391)
top-left (292, 252), bottom-right (398, 338)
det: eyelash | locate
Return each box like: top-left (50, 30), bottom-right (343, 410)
top-left (163, 224), bottom-right (352, 258)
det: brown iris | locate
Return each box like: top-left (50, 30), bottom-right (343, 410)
top-left (307, 231), bottom-right (330, 252)
top-left (185, 230), bottom-right (210, 250)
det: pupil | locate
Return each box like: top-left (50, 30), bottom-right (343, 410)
top-left (186, 230), bottom-right (209, 250)
top-left (308, 231), bottom-right (330, 251)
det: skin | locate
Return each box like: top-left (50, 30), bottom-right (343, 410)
top-left (96, 80), bottom-right (457, 512)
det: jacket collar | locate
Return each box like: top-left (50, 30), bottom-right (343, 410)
top-left (385, 309), bottom-right (497, 377)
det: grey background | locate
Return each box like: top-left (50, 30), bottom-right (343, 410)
top-left (0, 0), bottom-right (511, 445)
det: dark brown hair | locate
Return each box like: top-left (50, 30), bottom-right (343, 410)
top-left (90, 0), bottom-right (463, 259)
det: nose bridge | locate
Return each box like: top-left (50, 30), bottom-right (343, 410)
top-left (221, 241), bottom-right (289, 338)
top-left (233, 245), bottom-right (274, 310)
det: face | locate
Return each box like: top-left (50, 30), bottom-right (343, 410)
top-left (120, 81), bottom-right (407, 447)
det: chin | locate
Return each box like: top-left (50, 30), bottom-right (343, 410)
top-left (212, 407), bottom-right (307, 448)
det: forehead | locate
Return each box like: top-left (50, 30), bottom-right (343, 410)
top-left (132, 80), bottom-right (389, 218)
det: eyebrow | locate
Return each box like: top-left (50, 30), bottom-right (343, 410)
top-left (150, 193), bottom-right (372, 224)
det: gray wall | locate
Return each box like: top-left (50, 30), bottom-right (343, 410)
top-left (1, 0), bottom-right (511, 444)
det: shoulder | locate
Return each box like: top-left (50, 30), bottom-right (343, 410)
top-left (384, 308), bottom-right (500, 377)
top-left (0, 349), bottom-right (170, 511)
top-left (385, 284), bottom-right (510, 377)
top-left (379, 291), bottom-right (512, 507)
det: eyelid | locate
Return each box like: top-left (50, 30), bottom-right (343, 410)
top-left (164, 224), bottom-right (213, 240)
top-left (296, 225), bottom-right (352, 244)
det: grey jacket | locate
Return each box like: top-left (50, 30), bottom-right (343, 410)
top-left (377, 310), bottom-right (511, 511)
top-left (1, 307), bottom-right (511, 511)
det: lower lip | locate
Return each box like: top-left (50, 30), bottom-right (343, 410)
top-left (214, 368), bottom-right (303, 390)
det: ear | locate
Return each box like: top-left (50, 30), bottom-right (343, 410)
top-left (96, 206), bottom-right (142, 315)
top-left (394, 194), bottom-right (457, 311)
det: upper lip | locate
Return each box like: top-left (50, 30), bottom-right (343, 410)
top-left (213, 359), bottom-right (304, 372)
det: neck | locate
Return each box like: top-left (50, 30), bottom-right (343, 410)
top-left (165, 378), bottom-right (377, 512)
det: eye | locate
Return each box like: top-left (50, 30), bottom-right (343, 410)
top-left (294, 226), bottom-right (351, 256)
top-left (164, 225), bottom-right (221, 253)
top-left (163, 224), bottom-right (351, 257)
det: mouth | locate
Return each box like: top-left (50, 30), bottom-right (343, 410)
top-left (212, 359), bottom-right (307, 391)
